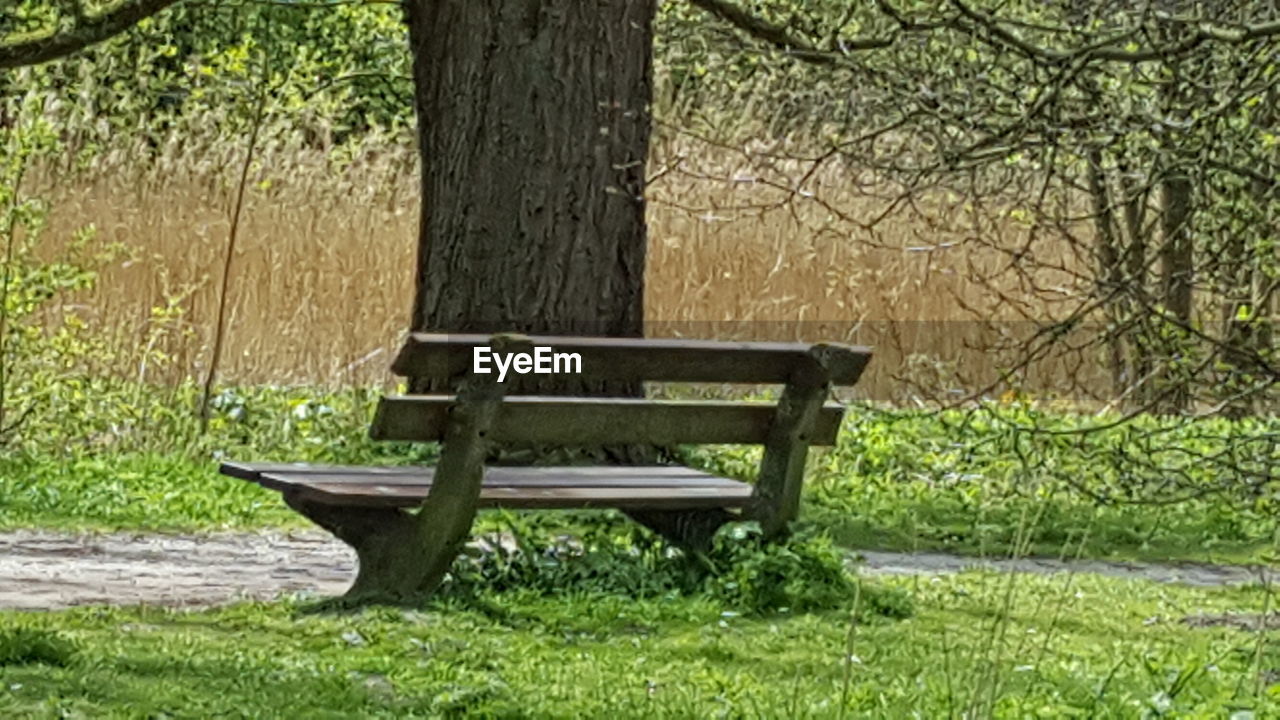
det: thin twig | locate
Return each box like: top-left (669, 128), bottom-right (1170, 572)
top-left (198, 28), bottom-right (270, 431)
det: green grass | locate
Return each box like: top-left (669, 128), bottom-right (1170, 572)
top-left (3, 383), bottom-right (1280, 717)
top-left (2, 574), bottom-right (1277, 717)
top-left (2, 385), bottom-right (1276, 566)
top-left (0, 453), bottom-right (306, 532)
top-left (692, 404), bottom-right (1280, 566)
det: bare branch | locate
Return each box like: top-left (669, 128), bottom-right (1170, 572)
top-left (685, 0), bottom-right (889, 66)
top-left (0, 0), bottom-right (184, 69)
top-left (950, 0), bottom-right (1280, 64)
top-left (689, 0), bottom-right (1280, 71)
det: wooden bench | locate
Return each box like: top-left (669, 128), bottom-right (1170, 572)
top-left (221, 332), bottom-right (871, 602)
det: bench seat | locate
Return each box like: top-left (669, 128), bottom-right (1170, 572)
top-left (215, 333), bottom-right (871, 600)
top-left (221, 461), bottom-right (754, 510)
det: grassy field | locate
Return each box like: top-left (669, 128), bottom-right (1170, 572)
top-left (0, 382), bottom-right (1274, 715)
top-left (3, 569), bottom-right (1276, 717)
top-left (0, 376), bottom-right (1272, 719)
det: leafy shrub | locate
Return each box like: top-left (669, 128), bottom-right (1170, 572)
top-left (0, 626), bottom-right (77, 666)
top-left (0, 85), bottom-right (117, 453)
top-left (439, 514), bottom-right (912, 618)
top-left (705, 522), bottom-right (910, 617)
top-left (441, 514), bottom-right (680, 599)
top-left (803, 403), bottom-right (1280, 560)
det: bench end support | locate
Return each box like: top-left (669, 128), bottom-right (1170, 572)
top-left (750, 350), bottom-right (834, 538)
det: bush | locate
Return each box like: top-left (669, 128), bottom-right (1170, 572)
top-left (0, 86), bottom-right (113, 454)
top-left (704, 522), bottom-right (852, 612)
top-left (705, 522), bottom-right (911, 616)
top-left (0, 626), bottom-right (77, 667)
top-left (438, 514), bottom-right (913, 618)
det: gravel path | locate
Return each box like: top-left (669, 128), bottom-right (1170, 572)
top-left (1, 531), bottom-right (353, 610)
top-left (0, 530), bottom-right (1271, 610)
top-left (853, 549), bottom-right (1269, 587)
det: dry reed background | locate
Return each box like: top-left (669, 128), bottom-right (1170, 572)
top-left (38, 132), bottom-right (1104, 404)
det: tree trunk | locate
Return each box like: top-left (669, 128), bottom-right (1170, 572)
top-left (1156, 165), bottom-right (1194, 414)
top-left (1085, 148), bottom-right (1128, 400)
top-left (1151, 2), bottom-right (1196, 415)
top-left (404, 0), bottom-right (653, 342)
top-left (310, 1), bottom-right (723, 602)
top-left (401, 0), bottom-right (670, 464)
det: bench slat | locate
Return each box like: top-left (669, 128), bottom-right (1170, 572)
top-left (219, 461), bottom-right (445, 481)
top-left (370, 396), bottom-right (844, 446)
top-left (254, 470), bottom-right (754, 510)
top-left (220, 462), bottom-right (728, 484)
top-left (297, 483), bottom-right (753, 509)
top-left (239, 468), bottom-right (744, 490)
top-left (391, 333), bottom-right (871, 385)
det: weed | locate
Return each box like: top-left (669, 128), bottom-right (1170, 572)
top-left (0, 626), bottom-right (77, 667)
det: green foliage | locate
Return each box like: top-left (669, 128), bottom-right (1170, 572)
top-left (5, 0), bottom-right (413, 169)
top-left (2, 381), bottom-right (1276, 564)
top-left (703, 522), bottom-right (901, 616)
top-left (0, 83), bottom-right (113, 452)
top-left (689, 403), bottom-right (1280, 563)
top-left (0, 381), bottom-right (444, 531)
top-left (441, 513), bottom-right (907, 618)
top-left (0, 625), bottom-right (76, 667)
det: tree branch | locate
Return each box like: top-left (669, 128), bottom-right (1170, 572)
top-left (949, 0), bottom-right (1280, 64)
top-left (688, 0), bottom-right (1280, 71)
top-left (0, 0), bottom-right (183, 69)
top-left (685, 0), bottom-right (889, 66)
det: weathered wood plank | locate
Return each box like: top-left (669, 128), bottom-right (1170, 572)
top-left (370, 395), bottom-right (844, 446)
top-left (219, 461), bottom-right (436, 482)
top-left (752, 353), bottom-right (832, 538)
top-left (391, 332), bottom-right (871, 386)
top-left (221, 462), bottom-right (725, 483)
top-left (246, 468), bottom-right (745, 490)
top-left (272, 477), bottom-right (754, 510)
top-left (401, 364), bottom-right (509, 599)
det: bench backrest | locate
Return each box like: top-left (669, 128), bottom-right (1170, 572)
top-left (370, 333), bottom-right (871, 448)
top-left (388, 333), bottom-right (871, 385)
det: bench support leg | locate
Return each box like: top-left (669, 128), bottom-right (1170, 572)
top-left (288, 347), bottom-right (511, 605)
top-left (752, 349), bottom-right (834, 539)
top-left (282, 492), bottom-right (431, 601)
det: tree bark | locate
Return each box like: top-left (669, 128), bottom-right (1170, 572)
top-left (404, 0), bottom-right (653, 343)
top-left (335, 1), bottom-right (722, 598)
top-left (400, 0), bottom-right (665, 468)
top-left (1085, 149), bottom-right (1128, 399)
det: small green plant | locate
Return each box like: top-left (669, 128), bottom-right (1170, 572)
top-left (0, 83), bottom-right (112, 453)
top-left (0, 625), bottom-right (77, 667)
top-left (718, 524), bottom-right (913, 618)
top-left (704, 522), bottom-right (892, 615)
top-left (438, 513), bottom-right (912, 618)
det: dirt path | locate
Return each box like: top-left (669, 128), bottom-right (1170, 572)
top-left (1, 531), bottom-right (353, 610)
top-left (853, 550), bottom-right (1269, 586)
top-left (0, 530), bottom-right (1271, 610)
